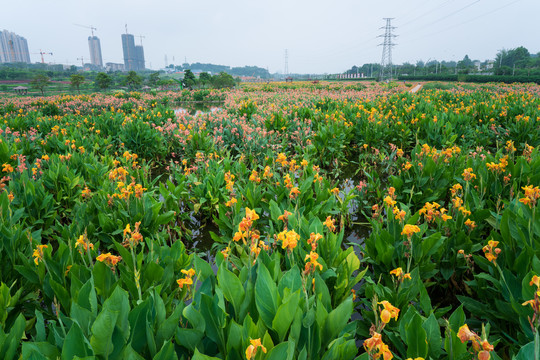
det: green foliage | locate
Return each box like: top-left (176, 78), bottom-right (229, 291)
top-left (95, 72), bottom-right (113, 90)
top-left (30, 74), bottom-right (50, 96)
top-left (70, 74), bottom-right (85, 94)
top-left (211, 72), bottom-right (236, 89)
top-left (0, 82), bottom-right (538, 359)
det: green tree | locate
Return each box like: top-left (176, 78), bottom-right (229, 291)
top-left (70, 74), bottom-right (85, 94)
top-left (457, 55), bottom-right (474, 69)
top-left (125, 71), bottom-right (142, 90)
top-left (211, 72), bottom-right (235, 89)
top-left (182, 69), bottom-right (196, 89)
top-left (31, 74), bottom-right (50, 96)
top-left (158, 78), bottom-right (177, 89)
top-left (147, 72), bottom-right (160, 87)
top-left (199, 72), bottom-right (212, 87)
top-left (95, 72), bottom-right (113, 90)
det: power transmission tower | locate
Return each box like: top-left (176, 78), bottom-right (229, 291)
top-left (378, 18), bottom-right (397, 81)
top-left (284, 49), bottom-right (289, 77)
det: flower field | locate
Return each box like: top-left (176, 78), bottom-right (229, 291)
top-left (1, 81), bottom-right (539, 359)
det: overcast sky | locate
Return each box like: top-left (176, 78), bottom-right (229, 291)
top-left (2, 0), bottom-right (538, 74)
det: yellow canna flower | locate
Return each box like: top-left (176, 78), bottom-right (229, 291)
top-left (530, 275), bottom-right (540, 288)
top-left (33, 244), bottom-right (48, 266)
top-left (390, 267), bottom-right (403, 277)
top-left (245, 338), bottom-right (267, 360)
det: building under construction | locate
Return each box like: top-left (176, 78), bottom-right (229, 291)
top-left (0, 30), bottom-right (31, 64)
top-left (121, 32), bottom-right (145, 71)
top-left (88, 36), bottom-right (103, 68)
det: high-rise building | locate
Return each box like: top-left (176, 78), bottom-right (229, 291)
top-left (0, 30), bottom-right (31, 64)
top-left (121, 33), bottom-right (136, 71)
top-left (88, 36), bottom-right (103, 67)
top-left (121, 33), bottom-right (145, 71)
top-left (135, 45), bottom-right (145, 70)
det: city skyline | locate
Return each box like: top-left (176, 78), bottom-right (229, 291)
top-left (1, 0), bottom-right (539, 74)
top-left (0, 30), bottom-right (31, 64)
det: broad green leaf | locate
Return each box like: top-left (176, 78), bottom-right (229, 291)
top-left (157, 303), bottom-right (184, 345)
top-left (175, 328), bottom-right (204, 352)
top-left (321, 297), bottom-right (353, 349)
top-left (153, 340), bottom-right (177, 360)
top-left (266, 341), bottom-right (294, 360)
top-left (218, 264), bottom-right (245, 318)
top-left (194, 255), bottom-right (214, 282)
top-left (278, 266), bottom-right (302, 298)
top-left (272, 290), bottom-right (301, 341)
top-left (422, 313), bottom-right (442, 359)
top-left (62, 322), bottom-right (91, 360)
top-left (192, 348), bottom-right (222, 360)
top-left (255, 263), bottom-right (279, 328)
top-left (90, 308), bottom-right (118, 357)
top-left (406, 313), bottom-right (428, 359)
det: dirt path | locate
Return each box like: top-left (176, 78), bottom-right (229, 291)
top-left (409, 83), bottom-right (423, 93)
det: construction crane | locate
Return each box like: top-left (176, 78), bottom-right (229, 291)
top-left (31, 50), bottom-right (53, 64)
top-left (74, 24), bottom-right (97, 37)
top-left (136, 35), bottom-right (145, 46)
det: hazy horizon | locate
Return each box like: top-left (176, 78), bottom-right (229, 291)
top-left (2, 0), bottom-right (538, 74)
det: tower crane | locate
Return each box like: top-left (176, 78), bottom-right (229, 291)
top-left (136, 35), bottom-right (145, 46)
top-left (74, 24), bottom-right (97, 37)
top-left (31, 50), bottom-right (53, 64)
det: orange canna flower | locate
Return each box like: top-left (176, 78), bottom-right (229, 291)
top-left (221, 246), bottom-right (230, 260)
top-left (393, 207), bottom-right (406, 221)
top-left (401, 224), bottom-right (420, 239)
top-left (378, 300), bottom-right (400, 322)
top-left (177, 277), bottom-right (193, 289)
top-left (462, 168), bottom-right (476, 181)
top-left (245, 207), bottom-right (259, 221)
top-left (96, 252), bottom-right (122, 267)
top-left (363, 332), bottom-right (383, 353)
top-left (457, 324), bottom-right (477, 342)
top-left (383, 196), bottom-right (396, 207)
top-left (308, 232), bottom-right (323, 251)
top-left (464, 218), bottom-right (476, 231)
top-left (2, 163), bottom-right (14, 173)
top-left (324, 216), bottom-right (336, 232)
top-left (482, 240), bottom-right (500, 264)
top-left (530, 275), bottom-right (540, 288)
top-left (278, 210), bottom-right (292, 222)
top-left (304, 251), bottom-right (323, 274)
top-left (177, 268), bottom-right (196, 289)
top-left (281, 230), bottom-right (299, 251)
top-left (289, 187), bottom-right (300, 199)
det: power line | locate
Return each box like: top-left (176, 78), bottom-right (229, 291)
top-left (400, 0), bottom-right (524, 47)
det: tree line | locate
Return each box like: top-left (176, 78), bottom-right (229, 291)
top-left (345, 46), bottom-right (540, 78)
top-left (25, 69), bottom-right (237, 96)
